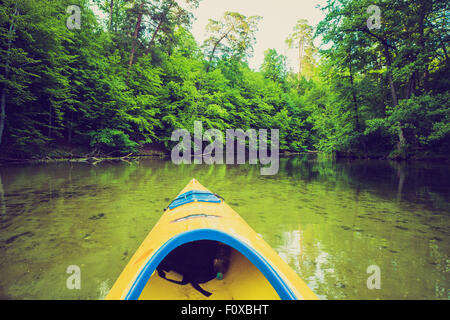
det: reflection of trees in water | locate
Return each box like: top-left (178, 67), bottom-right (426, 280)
top-left (2, 157), bottom-right (448, 216)
top-left (276, 230), bottom-right (302, 271)
top-left (308, 249), bottom-right (331, 298)
top-left (0, 158), bottom-right (448, 299)
top-left (269, 173), bottom-right (449, 300)
top-left (275, 227), bottom-right (352, 300)
top-left (280, 156), bottom-right (449, 212)
top-left (0, 171), bottom-right (6, 216)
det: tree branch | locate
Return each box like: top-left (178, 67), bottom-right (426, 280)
top-left (342, 28), bottom-right (397, 51)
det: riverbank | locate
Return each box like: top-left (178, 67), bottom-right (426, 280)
top-left (0, 144), bottom-right (168, 165)
top-left (1, 144), bottom-right (448, 166)
top-left (335, 150), bottom-right (449, 162)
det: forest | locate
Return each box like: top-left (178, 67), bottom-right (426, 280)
top-left (0, 0), bottom-right (448, 161)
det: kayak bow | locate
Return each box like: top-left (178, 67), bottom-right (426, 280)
top-left (106, 179), bottom-right (318, 300)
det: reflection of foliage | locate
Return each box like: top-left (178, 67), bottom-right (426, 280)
top-left (278, 155), bottom-right (449, 214)
top-left (1, 156), bottom-right (449, 299)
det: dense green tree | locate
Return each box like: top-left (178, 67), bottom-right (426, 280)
top-left (203, 12), bottom-right (262, 72)
top-left (260, 48), bottom-right (288, 83)
top-left (0, 0), bottom-right (447, 161)
top-left (286, 19), bottom-right (316, 80)
top-left (315, 0), bottom-right (449, 158)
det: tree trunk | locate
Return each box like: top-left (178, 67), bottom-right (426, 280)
top-left (377, 56), bottom-right (386, 116)
top-left (406, 72), bottom-right (415, 99)
top-left (441, 38), bottom-right (449, 60)
top-left (68, 111), bottom-right (73, 144)
top-left (206, 28), bottom-right (233, 73)
top-left (146, 18), bottom-right (164, 54)
top-left (348, 62), bottom-right (360, 132)
top-left (418, 8), bottom-right (430, 90)
top-left (0, 6), bottom-right (18, 146)
top-left (383, 42), bottom-right (398, 106)
top-left (0, 88), bottom-right (6, 145)
top-left (145, 1), bottom-right (174, 54)
top-left (298, 38), bottom-right (304, 81)
top-left (383, 41), bottom-right (406, 151)
top-left (48, 105), bottom-right (52, 139)
top-left (128, 3), bottom-right (144, 72)
top-left (343, 28), bottom-right (405, 151)
top-left (206, 42), bottom-right (220, 73)
top-left (109, 0), bottom-right (114, 31)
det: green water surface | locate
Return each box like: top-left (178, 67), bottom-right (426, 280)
top-left (0, 156), bottom-right (448, 299)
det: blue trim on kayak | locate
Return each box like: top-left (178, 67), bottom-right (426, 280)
top-left (168, 190), bottom-right (221, 210)
top-left (124, 229), bottom-right (297, 300)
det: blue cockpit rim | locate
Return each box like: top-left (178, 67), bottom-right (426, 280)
top-left (165, 190), bottom-right (222, 211)
top-left (124, 229), bottom-right (297, 300)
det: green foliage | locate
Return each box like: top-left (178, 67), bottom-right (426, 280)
top-left (89, 128), bottom-right (138, 154)
top-left (0, 0), bottom-right (447, 160)
top-left (261, 49), bottom-right (288, 83)
top-left (390, 93), bottom-right (449, 152)
top-left (312, 0), bottom-right (449, 158)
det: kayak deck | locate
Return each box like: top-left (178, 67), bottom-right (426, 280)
top-left (139, 244), bottom-right (279, 300)
top-left (106, 179), bottom-right (318, 300)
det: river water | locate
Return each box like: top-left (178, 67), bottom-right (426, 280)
top-left (0, 156), bottom-right (448, 299)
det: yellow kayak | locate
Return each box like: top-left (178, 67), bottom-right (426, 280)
top-left (106, 179), bottom-right (318, 300)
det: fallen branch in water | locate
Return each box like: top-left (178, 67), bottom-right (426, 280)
top-left (86, 156), bottom-right (101, 163)
top-left (121, 152), bottom-right (133, 160)
top-left (0, 152), bottom-right (167, 165)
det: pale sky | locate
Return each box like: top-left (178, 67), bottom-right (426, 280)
top-left (190, 0), bottom-right (327, 71)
